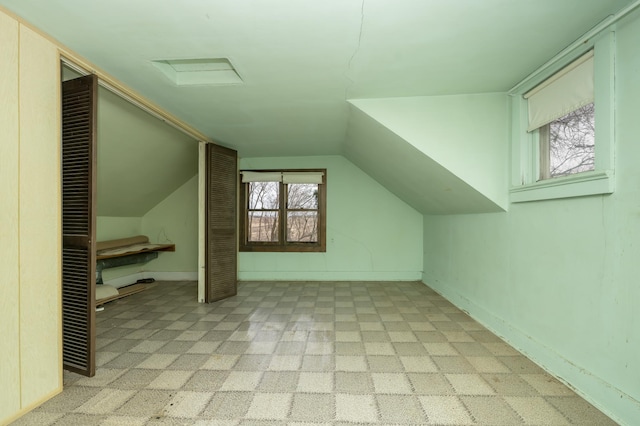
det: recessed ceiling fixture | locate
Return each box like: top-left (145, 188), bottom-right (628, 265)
top-left (152, 58), bottom-right (243, 86)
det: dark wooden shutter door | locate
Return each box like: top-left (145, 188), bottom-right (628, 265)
top-left (205, 143), bottom-right (238, 302)
top-left (61, 74), bottom-right (97, 377)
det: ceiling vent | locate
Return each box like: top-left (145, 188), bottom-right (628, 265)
top-left (152, 58), bottom-right (243, 86)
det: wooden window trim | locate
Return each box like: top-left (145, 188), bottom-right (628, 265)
top-left (239, 169), bottom-right (326, 253)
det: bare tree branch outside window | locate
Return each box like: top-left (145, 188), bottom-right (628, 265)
top-left (286, 184), bottom-right (318, 242)
top-left (546, 103), bottom-right (595, 178)
top-left (247, 181), bottom-right (320, 243)
top-left (248, 181), bottom-right (279, 242)
top-left (241, 169), bottom-right (326, 252)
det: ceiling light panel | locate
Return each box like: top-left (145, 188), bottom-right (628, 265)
top-left (152, 58), bottom-right (243, 86)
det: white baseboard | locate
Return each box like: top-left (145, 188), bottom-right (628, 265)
top-left (104, 271), bottom-right (197, 289)
top-left (422, 274), bottom-right (639, 426)
top-left (237, 271), bottom-right (422, 281)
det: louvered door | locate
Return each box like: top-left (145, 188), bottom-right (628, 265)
top-left (205, 143), bottom-right (238, 302)
top-left (61, 74), bottom-right (97, 377)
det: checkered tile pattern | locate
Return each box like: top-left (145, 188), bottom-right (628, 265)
top-left (12, 281), bottom-right (617, 425)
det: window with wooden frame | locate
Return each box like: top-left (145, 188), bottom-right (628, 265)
top-left (239, 169), bottom-right (326, 252)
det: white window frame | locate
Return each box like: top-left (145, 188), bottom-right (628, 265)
top-left (510, 30), bottom-right (615, 203)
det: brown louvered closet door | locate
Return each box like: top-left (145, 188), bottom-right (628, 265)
top-left (61, 74), bottom-right (97, 377)
top-left (205, 143), bottom-right (238, 303)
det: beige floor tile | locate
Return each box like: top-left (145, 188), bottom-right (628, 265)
top-left (520, 374), bottom-right (576, 396)
top-left (289, 393), bottom-right (335, 422)
top-left (200, 392), bottom-right (253, 419)
top-left (163, 391), bottom-right (212, 418)
top-left (220, 371), bottom-right (263, 391)
top-left (115, 389), bottom-right (174, 416)
top-left (13, 281), bottom-right (614, 426)
top-left (72, 368), bottom-right (126, 387)
top-left (372, 372), bottom-right (413, 394)
top-left (182, 370), bottom-right (229, 391)
top-left (146, 370), bottom-right (194, 389)
top-left (10, 412), bottom-right (63, 426)
top-left (244, 341), bottom-right (278, 354)
top-left (505, 396), bottom-right (570, 425)
top-left (100, 415), bottom-right (150, 425)
top-left (423, 342), bottom-right (458, 356)
top-left (135, 353), bottom-right (179, 369)
top-left (74, 389), bottom-right (136, 414)
top-left (304, 341), bottom-right (333, 355)
top-left (461, 396), bottom-right (524, 425)
top-left (546, 396), bottom-right (619, 425)
top-left (466, 356), bottom-right (511, 373)
top-left (400, 355), bottom-right (438, 372)
top-left (359, 321), bottom-right (385, 331)
top-left (334, 331), bottom-right (361, 342)
top-left (201, 354), bottom-right (239, 370)
top-left (257, 371), bottom-right (299, 392)
top-left (388, 331), bottom-right (418, 342)
top-left (268, 354), bottom-right (302, 370)
top-left (335, 371), bottom-right (374, 393)
top-left (419, 395), bottom-right (474, 424)
top-left (129, 340), bottom-right (169, 354)
top-left (335, 393), bottom-right (378, 422)
top-left (364, 341), bottom-right (395, 355)
top-left (335, 355), bottom-right (368, 371)
top-left (245, 393), bottom-right (293, 420)
top-left (376, 394), bottom-right (426, 424)
top-left (297, 371), bottom-right (334, 393)
top-left (446, 373), bottom-right (496, 395)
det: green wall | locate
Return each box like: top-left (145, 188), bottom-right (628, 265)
top-left (96, 216), bottom-right (142, 241)
top-left (422, 12), bottom-right (640, 425)
top-left (142, 174), bottom-right (198, 274)
top-left (239, 155), bottom-right (423, 281)
top-left (349, 93), bottom-right (509, 211)
top-left (96, 174), bottom-right (198, 284)
top-left (96, 216), bottom-right (143, 283)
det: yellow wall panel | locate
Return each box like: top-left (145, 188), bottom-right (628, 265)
top-left (0, 10), bottom-right (21, 423)
top-left (18, 24), bottom-right (62, 408)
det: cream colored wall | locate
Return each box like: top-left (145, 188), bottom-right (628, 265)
top-left (0, 9), bottom-right (62, 425)
top-left (0, 10), bottom-right (21, 422)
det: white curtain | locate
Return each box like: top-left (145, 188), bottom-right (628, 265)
top-left (241, 171), bottom-right (324, 184)
top-left (240, 171), bottom-right (282, 183)
top-left (282, 172), bottom-right (324, 184)
top-left (525, 50), bottom-right (594, 132)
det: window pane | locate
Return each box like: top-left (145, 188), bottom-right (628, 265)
top-left (548, 103), bottom-right (595, 177)
top-left (248, 211), bottom-right (279, 242)
top-left (287, 183), bottom-right (318, 209)
top-left (248, 181), bottom-right (279, 209)
top-left (287, 211), bottom-right (318, 242)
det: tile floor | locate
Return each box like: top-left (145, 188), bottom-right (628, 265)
top-left (12, 281), bottom-right (618, 425)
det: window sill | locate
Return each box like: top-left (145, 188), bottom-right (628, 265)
top-left (240, 244), bottom-right (326, 253)
top-left (510, 169), bottom-right (614, 203)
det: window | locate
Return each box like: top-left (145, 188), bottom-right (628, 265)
top-left (239, 169), bottom-right (326, 252)
top-left (539, 102), bottom-right (595, 180)
top-left (510, 31), bottom-right (615, 203)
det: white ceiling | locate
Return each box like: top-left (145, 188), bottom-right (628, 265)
top-left (2, 0), bottom-right (632, 158)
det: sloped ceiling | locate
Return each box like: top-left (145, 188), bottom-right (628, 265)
top-left (347, 94), bottom-right (510, 214)
top-left (346, 105), bottom-right (503, 215)
top-left (63, 66), bottom-right (198, 218)
top-left (96, 88), bottom-right (198, 217)
top-left (3, 0), bottom-right (635, 214)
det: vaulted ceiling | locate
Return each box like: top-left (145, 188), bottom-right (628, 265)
top-left (2, 0), bottom-right (634, 214)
